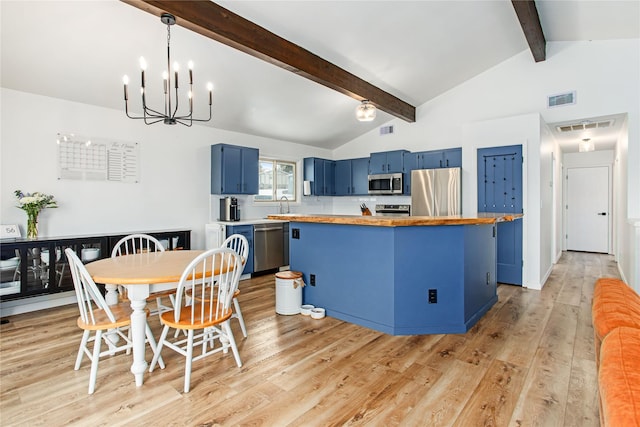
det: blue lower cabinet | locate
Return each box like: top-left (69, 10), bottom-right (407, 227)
top-left (292, 222), bottom-right (497, 335)
top-left (226, 225), bottom-right (253, 274)
top-left (496, 219), bottom-right (523, 285)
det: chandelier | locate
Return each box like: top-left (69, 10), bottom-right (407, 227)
top-left (122, 13), bottom-right (212, 126)
top-left (355, 100), bottom-right (376, 122)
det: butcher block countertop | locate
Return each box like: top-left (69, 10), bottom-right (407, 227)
top-left (267, 213), bottom-right (522, 227)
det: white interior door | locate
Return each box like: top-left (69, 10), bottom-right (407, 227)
top-left (566, 166), bottom-right (609, 253)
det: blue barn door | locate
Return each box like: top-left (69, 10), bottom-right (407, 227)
top-left (477, 145), bottom-right (523, 286)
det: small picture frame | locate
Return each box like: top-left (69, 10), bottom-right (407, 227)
top-left (1, 224), bottom-right (21, 239)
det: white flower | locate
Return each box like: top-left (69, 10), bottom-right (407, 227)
top-left (18, 196), bottom-right (38, 205)
top-left (14, 190), bottom-right (57, 215)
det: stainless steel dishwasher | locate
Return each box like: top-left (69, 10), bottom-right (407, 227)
top-left (253, 222), bottom-right (284, 272)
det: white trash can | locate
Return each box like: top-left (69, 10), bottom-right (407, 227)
top-left (275, 271), bottom-right (304, 315)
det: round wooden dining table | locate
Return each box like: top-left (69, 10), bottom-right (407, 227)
top-left (85, 250), bottom-right (205, 387)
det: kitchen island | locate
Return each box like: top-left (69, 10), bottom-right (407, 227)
top-left (268, 213), bottom-right (514, 335)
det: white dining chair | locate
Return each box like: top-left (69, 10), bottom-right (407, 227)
top-left (184, 234), bottom-right (249, 338)
top-left (65, 248), bottom-right (164, 394)
top-left (111, 233), bottom-right (175, 316)
top-left (222, 234), bottom-right (249, 338)
top-left (149, 247), bottom-right (242, 393)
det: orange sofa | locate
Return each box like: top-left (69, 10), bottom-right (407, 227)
top-left (592, 277), bottom-right (640, 365)
top-left (598, 326), bottom-right (640, 426)
top-left (592, 277), bottom-right (640, 426)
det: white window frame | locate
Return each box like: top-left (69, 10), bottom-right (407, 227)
top-left (255, 158), bottom-right (297, 203)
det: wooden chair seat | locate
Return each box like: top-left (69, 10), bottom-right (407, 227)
top-left (159, 305), bottom-right (232, 330)
top-left (76, 303), bottom-right (136, 331)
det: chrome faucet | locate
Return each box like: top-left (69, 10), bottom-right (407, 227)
top-left (279, 195), bottom-right (290, 214)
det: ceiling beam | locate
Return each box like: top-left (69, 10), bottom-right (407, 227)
top-left (122, 0), bottom-right (416, 122)
top-left (511, 0), bottom-right (546, 62)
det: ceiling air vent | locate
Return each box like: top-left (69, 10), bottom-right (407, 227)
top-left (379, 125), bottom-right (394, 136)
top-left (547, 91), bottom-right (576, 108)
top-left (555, 119), bottom-right (615, 133)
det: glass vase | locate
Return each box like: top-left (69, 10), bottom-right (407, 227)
top-left (27, 213), bottom-right (38, 239)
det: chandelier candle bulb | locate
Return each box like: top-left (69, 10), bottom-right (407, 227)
top-left (139, 57), bottom-right (146, 88)
top-left (188, 61), bottom-right (193, 85)
top-left (173, 61), bottom-right (179, 89)
top-left (123, 75), bottom-right (129, 100)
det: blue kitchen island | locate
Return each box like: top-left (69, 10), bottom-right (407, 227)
top-left (268, 214), bottom-right (509, 335)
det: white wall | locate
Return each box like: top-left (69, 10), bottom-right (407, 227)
top-left (613, 116), bottom-right (638, 291)
top-left (539, 120), bottom-right (557, 285)
top-left (0, 88), bottom-right (332, 250)
top-left (332, 39), bottom-right (640, 289)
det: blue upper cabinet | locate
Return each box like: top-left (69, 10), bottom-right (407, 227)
top-left (334, 160), bottom-right (351, 196)
top-left (368, 150), bottom-right (408, 174)
top-left (304, 157), bottom-right (335, 196)
top-left (402, 152), bottom-right (416, 194)
top-left (351, 157), bottom-right (370, 195)
top-left (442, 148), bottom-right (462, 169)
top-left (335, 157), bottom-right (369, 196)
top-left (211, 144), bottom-right (259, 195)
top-left (323, 159), bottom-right (335, 196)
top-left (411, 148), bottom-right (462, 170)
top-left (241, 148), bottom-right (259, 193)
top-left (404, 148), bottom-right (462, 194)
top-left (420, 151), bottom-right (445, 169)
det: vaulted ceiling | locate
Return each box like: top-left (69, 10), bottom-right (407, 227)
top-left (1, 1), bottom-right (638, 150)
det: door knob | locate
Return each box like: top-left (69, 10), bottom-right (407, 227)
top-left (597, 212), bottom-right (607, 216)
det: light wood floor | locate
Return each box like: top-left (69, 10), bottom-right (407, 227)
top-left (0, 251), bottom-right (619, 426)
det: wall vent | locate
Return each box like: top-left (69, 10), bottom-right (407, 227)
top-left (556, 119), bottom-right (615, 133)
top-left (547, 91), bottom-right (576, 108)
top-left (379, 125), bottom-right (394, 136)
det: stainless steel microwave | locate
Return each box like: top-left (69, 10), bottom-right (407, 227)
top-left (368, 173), bottom-right (403, 195)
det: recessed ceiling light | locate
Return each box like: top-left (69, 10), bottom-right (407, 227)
top-left (579, 138), bottom-right (594, 152)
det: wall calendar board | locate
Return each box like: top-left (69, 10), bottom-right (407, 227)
top-left (57, 133), bottom-right (139, 183)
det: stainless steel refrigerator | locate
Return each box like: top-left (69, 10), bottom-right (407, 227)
top-left (411, 167), bottom-right (461, 216)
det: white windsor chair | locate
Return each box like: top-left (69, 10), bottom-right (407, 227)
top-left (149, 247), bottom-right (243, 393)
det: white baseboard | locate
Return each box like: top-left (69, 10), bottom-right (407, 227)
top-left (0, 291), bottom-right (76, 317)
